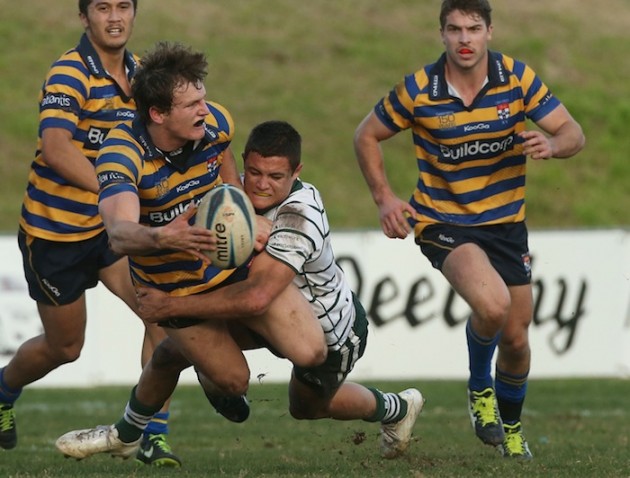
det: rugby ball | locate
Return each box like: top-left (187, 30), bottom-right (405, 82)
top-left (195, 184), bottom-right (257, 269)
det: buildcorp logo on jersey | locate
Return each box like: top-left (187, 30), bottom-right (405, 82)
top-left (149, 196), bottom-right (206, 225)
top-left (87, 126), bottom-right (109, 147)
top-left (149, 202), bottom-right (193, 224)
top-left (440, 134), bottom-right (514, 162)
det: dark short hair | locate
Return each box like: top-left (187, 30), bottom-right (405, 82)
top-left (439, 0), bottom-right (492, 28)
top-left (79, 0), bottom-right (138, 16)
top-left (243, 121), bottom-right (302, 172)
top-left (131, 41), bottom-right (208, 124)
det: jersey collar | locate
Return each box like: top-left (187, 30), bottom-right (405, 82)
top-left (131, 117), bottom-right (221, 173)
top-left (428, 50), bottom-right (510, 101)
top-left (76, 33), bottom-right (137, 80)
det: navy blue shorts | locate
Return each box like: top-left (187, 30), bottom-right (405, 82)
top-left (417, 222), bottom-right (532, 286)
top-left (18, 228), bottom-right (122, 305)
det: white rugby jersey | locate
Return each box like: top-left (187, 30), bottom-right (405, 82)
top-left (262, 180), bottom-right (355, 351)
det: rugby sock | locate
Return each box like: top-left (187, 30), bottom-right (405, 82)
top-left (365, 388), bottom-right (408, 424)
top-left (115, 386), bottom-right (162, 443)
top-left (466, 319), bottom-right (500, 391)
top-left (143, 411), bottom-right (170, 436)
top-left (495, 367), bottom-right (529, 424)
top-left (0, 367), bottom-right (22, 405)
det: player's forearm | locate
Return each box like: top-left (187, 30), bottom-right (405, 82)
top-left (107, 221), bottom-right (163, 256)
top-left (354, 135), bottom-right (396, 207)
top-left (550, 120), bottom-right (586, 159)
top-left (42, 140), bottom-right (100, 193)
top-left (167, 278), bottom-right (273, 321)
top-left (356, 151), bottom-right (395, 207)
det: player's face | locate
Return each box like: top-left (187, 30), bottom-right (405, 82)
top-left (81, 0), bottom-right (136, 52)
top-left (156, 81), bottom-right (210, 149)
top-left (242, 152), bottom-right (302, 211)
top-left (440, 9), bottom-right (492, 72)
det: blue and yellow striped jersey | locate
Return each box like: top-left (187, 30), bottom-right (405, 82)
top-left (375, 51), bottom-right (561, 234)
top-left (96, 105), bottom-right (237, 296)
top-left (20, 33), bottom-right (138, 242)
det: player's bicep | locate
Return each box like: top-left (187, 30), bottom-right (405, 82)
top-left (248, 252), bottom-right (297, 299)
top-left (99, 191), bottom-right (140, 229)
top-left (534, 104), bottom-right (575, 136)
top-left (40, 128), bottom-right (74, 163)
top-left (358, 111), bottom-right (398, 142)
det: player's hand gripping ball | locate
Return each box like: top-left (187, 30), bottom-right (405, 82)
top-left (195, 184), bottom-right (257, 269)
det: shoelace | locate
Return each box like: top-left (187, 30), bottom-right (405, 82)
top-left (471, 391), bottom-right (500, 426)
top-left (504, 433), bottom-right (525, 453)
top-left (503, 425), bottom-right (525, 454)
top-left (381, 412), bottom-right (407, 443)
top-left (149, 434), bottom-right (173, 453)
top-left (0, 407), bottom-right (15, 432)
top-left (380, 423), bottom-right (399, 443)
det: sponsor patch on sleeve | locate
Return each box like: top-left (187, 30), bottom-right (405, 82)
top-left (97, 171), bottom-right (132, 189)
top-left (40, 93), bottom-right (75, 113)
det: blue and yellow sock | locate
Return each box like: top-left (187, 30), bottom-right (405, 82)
top-left (466, 319), bottom-right (500, 391)
top-left (144, 411), bottom-right (170, 437)
top-left (0, 367), bottom-right (22, 405)
top-left (495, 367), bottom-right (528, 424)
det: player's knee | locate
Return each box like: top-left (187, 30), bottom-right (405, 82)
top-left (500, 332), bottom-right (530, 359)
top-left (151, 339), bottom-right (190, 371)
top-left (293, 342), bottom-right (327, 369)
top-left (288, 378), bottom-right (331, 420)
top-left (289, 401), bottom-right (328, 420)
top-left (204, 368), bottom-right (249, 397)
top-left (54, 347), bottom-right (82, 365)
top-left (292, 352), bottom-right (326, 369)
top-left (479, 296), bottom-right (511, 329)
top-left (288, 402), bottom-right (315, 420)
top-left (46, 338), bottom-right (84, 365)
top-left (214, 376), bottom-right (249, 397)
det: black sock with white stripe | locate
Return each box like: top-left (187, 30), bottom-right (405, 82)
top-left (365, 388), bottom-right (408, 424)
top-left (115, 386), bottom-right (162, 443)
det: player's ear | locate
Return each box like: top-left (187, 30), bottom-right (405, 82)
top-left (149, 106), bottom-right (166, 124)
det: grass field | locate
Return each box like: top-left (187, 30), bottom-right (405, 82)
top-left (1, 379), bottom-right (629, 477)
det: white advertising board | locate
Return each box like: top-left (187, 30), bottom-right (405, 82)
top-left (0, 229), bottom-right (628, 387)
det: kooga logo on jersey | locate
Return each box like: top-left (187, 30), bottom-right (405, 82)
top-left (439, 135), bottom-right (514, 163)
top-left (116, 110), bottom-right (135, 119)
top-left (463, 123), bottom-right (491, 132)
top-left (176, 179), bottom-right (200, 193)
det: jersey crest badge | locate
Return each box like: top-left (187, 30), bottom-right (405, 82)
top-left (497, 102), bottom-right (510, 121)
